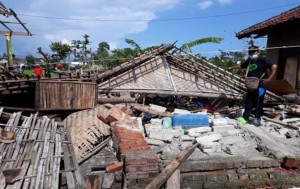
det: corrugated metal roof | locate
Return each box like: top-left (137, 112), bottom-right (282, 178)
top-left (236, 5), bottom-right (300, 39)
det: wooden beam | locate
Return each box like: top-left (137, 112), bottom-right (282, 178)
top-left (97, 97), bottom-right (136, 104)
top-left (145, 142), bottom-right (200, 189)
top-left (130, 103), bottom-right (172, 117)
top-left (0, 30), bottom-right (30, 36)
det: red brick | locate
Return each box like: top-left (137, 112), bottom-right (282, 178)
top-left (97, 111), bottom-right (108, 123)
top-left (126, 171), bottom-right (159, 179)
top-left (120, 146), bottom-right (151, 154)
top-left (126, 158), bottom-right (148, 165)
top-left (282, 157), bottom-right (296, 168)
top-left (126, 164), bottom-right (159, 173)
top-left (106, 106), bottom-right (130, 123)
top-left (125, 157), bottom-right (158, 166)
top-left (119, 144), bottom-right (150, 152)
top-left (106, 162), bottom-right (123, 173)
top-left (292, 159), bottom-right (300, 169)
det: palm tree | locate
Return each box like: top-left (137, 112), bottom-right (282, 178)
top-left (181, 37), bottom-right (223, 53)
top-left (97, 42), bottom-right (110, 57)
top-left (125, 39), bottom-right (142, 55)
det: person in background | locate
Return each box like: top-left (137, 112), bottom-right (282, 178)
top-left (227, 45), bottom-right (277, 123)
top-left (33, 64), bottom-right (43, 79)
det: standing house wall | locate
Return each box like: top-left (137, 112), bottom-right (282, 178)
top-left (35, 81), bottom-right (97, 110)
top-left (266, 25), bottom-right (300, 88)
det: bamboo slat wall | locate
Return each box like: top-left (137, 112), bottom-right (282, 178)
top-left (0, 107), bottom-right (83, 189)
top-left (63, 106), bottom-right (111, 163)
top-left (35, 81), bottom-right (97, 111)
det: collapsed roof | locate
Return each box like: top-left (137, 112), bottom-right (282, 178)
top-left (97, 44), bottom-right (281, 101)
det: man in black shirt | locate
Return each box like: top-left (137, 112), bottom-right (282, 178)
top-left (228, 46), bottom-right (277, 122)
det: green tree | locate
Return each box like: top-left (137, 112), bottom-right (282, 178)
top-left (96, 42), bottom-right (110, 57)
top-left (209, 50), bottom-right (247, 70)
top-left (71, 35), bottom-right (91, 62)
top-left (71, 40), bottom-right (82, 60)
top-left (182, 37), bottom-right (223, 53)
top-left (25, 54), bottom-right (35, 65)
top-left (50, 42), bottom-right (72, 62)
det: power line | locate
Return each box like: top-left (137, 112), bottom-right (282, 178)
top-left (18, 2), bottom-right (300, 22)
top-left (189, 45), bottom-right (300, 55)
top-left (78, 44), bottom-right (300, 62)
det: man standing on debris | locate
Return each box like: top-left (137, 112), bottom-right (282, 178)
top-left (33, 64), bottom-right (43, 79)
top-left (227, 45), bottom-right (277, 122)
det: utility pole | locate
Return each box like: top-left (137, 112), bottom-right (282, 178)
top-left (5, 33), bottom-right (13, 65)
top-left (1, 3), bottom-right (32, 65)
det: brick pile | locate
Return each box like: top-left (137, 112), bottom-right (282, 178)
top-left (98, 105), bottom-right (159, 179)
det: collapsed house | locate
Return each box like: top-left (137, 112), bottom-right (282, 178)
top-left (0, 43), bottom-right (299, 189)
top-left (63, 45), bottom-right (300, 188)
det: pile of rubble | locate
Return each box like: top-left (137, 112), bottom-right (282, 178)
top-left (65, 101), bottom-right (300, 189)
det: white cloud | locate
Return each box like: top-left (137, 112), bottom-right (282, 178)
top-left (197, 0), bottom-right (213, 10)
top-left (1, 0), bottom-right (182, 56)
top-left (217, 0), bottom-right (234, 4)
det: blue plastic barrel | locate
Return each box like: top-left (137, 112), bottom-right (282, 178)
top-left (172, 114), bottom-right (209, 127)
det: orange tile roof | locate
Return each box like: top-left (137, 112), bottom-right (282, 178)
top-left (236, 5), bottom-right (300, 39)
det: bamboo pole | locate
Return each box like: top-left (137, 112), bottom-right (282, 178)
top-left (261, 116), bottom-right (299, 130)
top-left (130, 104), bottom-right (172, 117)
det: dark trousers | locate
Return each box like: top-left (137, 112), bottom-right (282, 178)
top-left (243, 87), bottom-right (266, 120)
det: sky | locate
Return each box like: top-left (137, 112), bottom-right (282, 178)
top-left (1, 0), bottom-right (300, 59)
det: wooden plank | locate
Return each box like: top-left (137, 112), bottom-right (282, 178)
top-left (166, 169), bottom-right (180, 189)
top-left (34, 81), bottom-right (40, 111)
top-left (85, 175), bottom-right (101, 189)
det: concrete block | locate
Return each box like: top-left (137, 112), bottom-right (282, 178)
top-left (145, 138), bottom-right (165, 146)
top-left (278, 128), bottom-right (289, 135)
top-left (150, 118), bottom-right (162, 125)
top-left (187, 127), bottom-right (212, 137)
top-left (149, 104), bottom-right (167, 112)
top-left (136, 117), bottom-right (144, 136)
top-left (226, 118), bottom-right (238, 127)
top-left (211, 118), bottom-right (228, 126)
top-left (223, 146), bottom-right (237, 155)
top-left (196, 133), bottom-right (222, 144)
top-left (148, 130), bottom-right (181, 142)
top-left (181, 135), bottom-right (195, 141)
top-left (226, 129), bottom-right (241, 136)
top-left (102, 173), bottom-right (115, 189)
top-left (212, 125), bottom-right (235, 132)
top-left (173, 108), bottom-right (191, 114)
